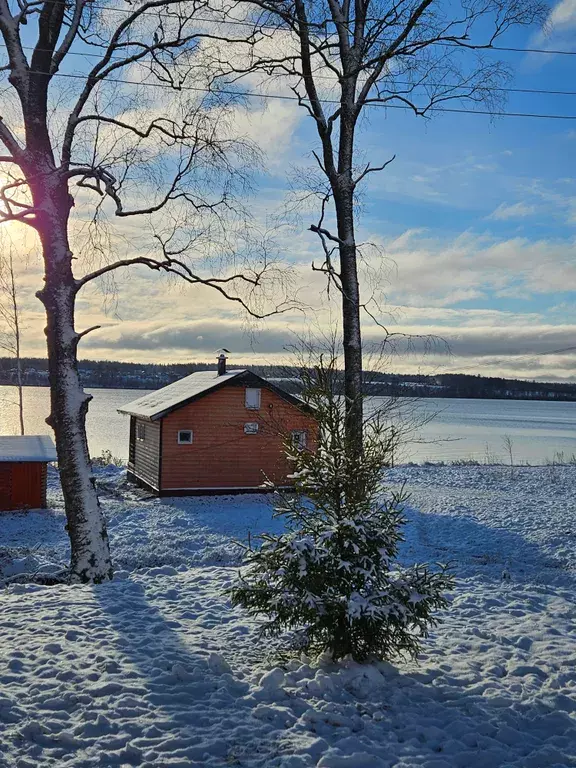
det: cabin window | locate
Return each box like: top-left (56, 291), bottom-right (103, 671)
top-left (291, 430), bottom-right (307, 451)
top-left (244, 422), bottom-right (259, 435)
top-left (178, 430), bottom-right (193, 444)
top-left (245, 388), bottom-right (261, 409)
top-left (136, 423), bottom-right (146, 441)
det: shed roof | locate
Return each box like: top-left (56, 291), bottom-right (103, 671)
top-left (118, 369), bottom-right (248, 420)
top-left (117, 368), bottom-right (310, 421)
top-left (0, 435), bottom-right (57, 462)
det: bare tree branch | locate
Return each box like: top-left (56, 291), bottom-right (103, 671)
top-left (76, 251), bottom-right (301, 320)
top-left (51, 0), bottom-right (87, 73)
top-left (353, 155), bottom-right (396, 187)
top-left (0, 117), bottom-right (24, 159)
top-left (309, 224), bottom-right (345, 245)
top-left (76, 324), bottom-right (102, 340)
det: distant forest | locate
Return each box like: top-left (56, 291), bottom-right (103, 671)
top-left (0, 357), bottom-right (575, 402)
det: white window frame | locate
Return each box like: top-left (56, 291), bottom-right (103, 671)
top-left (245, 388), bottom-right (261, 410)
top-left (136, 422), bottom-right (146, 441)
top-left (244, 422), bottom-right (259, 435)
top-left (177, 429), bottom-right (194, 445)
top-left (291, 430), bottom-right (307, 451)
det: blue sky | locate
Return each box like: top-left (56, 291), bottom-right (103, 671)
top-left (3, 0), bottom-right (576, 381)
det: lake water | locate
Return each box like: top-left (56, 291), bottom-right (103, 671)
top-left (0, 386), bottom-right (574, 464)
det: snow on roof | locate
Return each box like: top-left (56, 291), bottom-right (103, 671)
top-left (117, 369), bottom-right (248, 420)
top-left (0, 435), bottom-right (57, 462)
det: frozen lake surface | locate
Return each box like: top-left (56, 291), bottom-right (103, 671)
top-left (0, 385), bottom-right (574, 464)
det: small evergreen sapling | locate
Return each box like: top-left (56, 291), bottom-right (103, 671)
top-left (230, 360), bottom-right (454, 662)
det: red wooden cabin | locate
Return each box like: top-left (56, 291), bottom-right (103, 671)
top-left (118, 358), bottom-right (316, 495)
top-left (0, 435), bottom-right (57, 511)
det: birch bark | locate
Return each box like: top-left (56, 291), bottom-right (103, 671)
top-left (33, 169), bottom-right (112, 583)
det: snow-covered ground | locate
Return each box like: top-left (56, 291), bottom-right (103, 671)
top-left (0, 465), bottom-right (575, 767)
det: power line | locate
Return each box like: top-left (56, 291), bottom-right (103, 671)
top-left (8, 44), bottom-right (576, 98)
top-left (12, 0), bottom-right (576, 57)
top-left (397, 83), bottom-right (576, 97)
top-left (462, 44), bottom-right (576, 57)
top-left (20, 68), bottom-right (576, 121)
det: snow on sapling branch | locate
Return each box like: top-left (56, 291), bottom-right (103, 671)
top-left (230, 358), bottom-right (454, 662)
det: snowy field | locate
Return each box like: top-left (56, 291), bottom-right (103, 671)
top-left (0, 464), bottom-right (575, 767)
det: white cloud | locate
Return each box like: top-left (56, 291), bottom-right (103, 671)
top-left (548, 0), bottom-right (576, 30)
top-left (532, 0), bottom-right (576, 56)
top-left (363, 150), bottom-right (508, 210)
top-left (67, 311), bottom-right (576, 382)
top-left (488, 202), bottom-right (537, 220)
top-left (518, 180), bottom-right (576, 225)
top-left (230, 100), bottom-right (303, 165)
top-left (372, 229), bottom-right (576, 306)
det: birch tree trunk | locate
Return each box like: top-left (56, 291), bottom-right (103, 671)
top-left (34, 172), bottom-right (112, 583)
top-left (334, 184), bottom-right (363, 454)
top-left (334, 77), bottom-right (363, 452)
top-left (221, 0), bottom-right (544, 457)
top-left (13, 3), bottom-right (114, 582)
top-left (15, 339), bottom-right (24, 436)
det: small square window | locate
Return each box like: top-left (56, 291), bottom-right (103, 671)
top-left (136, 423), bottom-right (146, 441)
top-left (245, 388), bottom-right (261, 409)
top-left (178, 430), bottom-right (193, 444)
top-left (244, 422), bottom-right (259, 434)
top-left (291, 430), bottom-right (307, 450)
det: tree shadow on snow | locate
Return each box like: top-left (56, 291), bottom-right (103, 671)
top-left (157, 492), bottom-right (284, 541)
top-left (400, 505), bottom-right (576, 589)
top-left (105, 491), bottom-right (286, 572)
top-left (89, 573), bottom-right (277, 766)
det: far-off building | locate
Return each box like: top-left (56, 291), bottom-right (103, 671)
top-left (0, 435), bottom-right (57, 511)
top-left (118, 357), bottom-right (316, 495)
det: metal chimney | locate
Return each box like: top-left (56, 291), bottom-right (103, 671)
top-left (217, 353), bottom-right (227, 376)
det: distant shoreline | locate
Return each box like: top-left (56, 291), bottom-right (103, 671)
top-left (1, 356), bottom-right (575, 401)
top-left (1, 380), bottom-right (575, 403)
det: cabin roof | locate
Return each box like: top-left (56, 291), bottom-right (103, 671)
top-left (0, 435), bottom-right (57, 462)
top-left (117, 369), bottom-right (310, 421)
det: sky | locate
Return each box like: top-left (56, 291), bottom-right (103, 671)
top-left (2, 0), bottom-right (576, 382)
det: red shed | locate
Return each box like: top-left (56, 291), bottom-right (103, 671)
top-left (0, 435), bottom-right (57, 511)
top-left (118, 359), bottom-right (317, 495)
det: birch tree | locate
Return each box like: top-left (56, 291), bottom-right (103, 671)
top-left (0, 0), bottom-right (293, 583)
top-left (212, 0), bottom-right (545, 454)
top-left (0, 243), bottom-right (24, 435)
